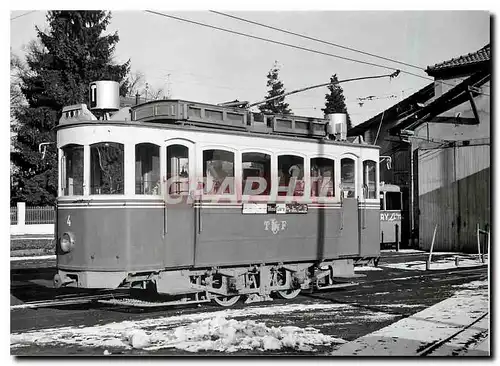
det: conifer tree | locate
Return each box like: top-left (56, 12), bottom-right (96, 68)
top-left (322, 74), bottom-right (352, 130)
top-left (11, 11), bottom-right (130, 205)
top-left (258, 61), bottom-right (291, 115)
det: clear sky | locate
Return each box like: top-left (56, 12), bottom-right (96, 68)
top-left (9, 9), bottom-right (490, 126)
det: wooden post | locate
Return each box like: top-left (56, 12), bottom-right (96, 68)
top-left (395, 224), bottom-right (400, 252)
top-left (427, 224), bottom-right (438, 271)
top-left (477, 223), bottom-right (482, 262)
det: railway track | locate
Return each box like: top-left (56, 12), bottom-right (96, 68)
top-left (11, 265), bottom-right (487, 311)
top-left (417, 312), bottom-right (489, 356)
top-left (10, 292), bottom-right (128, 310)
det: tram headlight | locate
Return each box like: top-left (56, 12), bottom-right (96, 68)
top-left (60, 232), bottom-right (75, 253)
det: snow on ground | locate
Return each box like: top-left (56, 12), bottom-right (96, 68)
top-left (380, 249), bottom-right (424, 254)
top-left (380, 254), bottom-right (488, 271)
top-left (331, 279), bottom-right (489, 356)
top-left (10, 255), bottom-right (56, 261)
top-left (354, 266), bottom-right (383, 272)
top-left (11, 302), bottom-right (363, 353)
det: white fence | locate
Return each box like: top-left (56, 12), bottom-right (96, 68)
top-left (10, 202), bottom-right (55, 236)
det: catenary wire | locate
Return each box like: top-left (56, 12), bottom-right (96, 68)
top-left (210, 10), bottom-right (424, 71)
top-left (211, 11), bottom-right (491, 93)
top-left (11, 10), bottom-right (37, 21)
top-left (144, 11), bottom-right (489, 97)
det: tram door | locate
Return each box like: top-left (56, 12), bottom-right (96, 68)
top-left (163, 141), bottom-right (195, 267)
top-left (338, 157), bottom-right (359, 256)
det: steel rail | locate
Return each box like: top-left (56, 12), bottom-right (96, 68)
top-left (416, 312), bottom-right (489, 356)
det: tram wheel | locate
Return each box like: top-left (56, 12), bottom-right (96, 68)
top-left (275, 269), bottom-right (301, 300)
top-left (212, 295), bottom-right (241, 307)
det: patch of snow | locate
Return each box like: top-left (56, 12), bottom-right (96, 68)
top-left (381, 249), bottom-right (424, 253)
top-left (381, 255), bottom-right (488, 271)
top-left (369, 304), bottom-right (422, 309)
top-left (11, 302), bottom-right (354, 353)
top-left (354, 266), bottom-right (383, 272)
top-left (10, 255), bottom-right (56, 262)
top-left (331, 279), bottom-right (489, 356)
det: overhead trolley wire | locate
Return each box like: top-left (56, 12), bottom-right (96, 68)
top-left (210, 10), bottom-right (424, 72)
top-left (144, 11), bottom-right (490, 97)
top-left (10, 10), bottom-right (37, 21)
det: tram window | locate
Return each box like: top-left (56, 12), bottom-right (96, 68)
top-left (363, 160), bottom-right (377, 199)
top-left (203, 149), bottom-right (234, 194)
top-left (310, 157), bottom-right (335, 198)
top-left (340, 158), bottom-right (355, 198)
top-left (61, 144), bottom-right (84, 196)
top-left (167, 144), bottom-right (189, 195)
top-left (90, 142), bottom-right (124, 195)
top-left (386, 192), bottom-right (402, 210)
top-left (135, 143), bottom-right (160, 195)
top-left (242, 152), bottom-right (271, 195)
top-left (380, 193), bottom-right (385, 210)
top-left (277, 155), bottom-right (304, 197)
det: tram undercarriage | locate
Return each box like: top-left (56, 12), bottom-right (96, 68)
top-left (55, 258), bottom-right (375, 307)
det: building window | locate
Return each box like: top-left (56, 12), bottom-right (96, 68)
top-left (363, 160), bottom-right (377, 199)
top-left (61, 144), bottom-right (84, 196)
top-left (242, 152), bottom-right (271, 195)
top-left (310, 157), bottom-right (335, 198)
top-left (386, 192), bottom-right (402, 210)
top-left (135, 143), bottom-right (160, 195)
top-left (203, 149), bottom-right (234, 194)
top-left (341, 158), bottom-right (355, 198)
top-left (90, 142), bottom-right (124, 195)
top-left (167, 144), bottom-right (189, 195)
top-left (278, 155), bottom-right (304, 196)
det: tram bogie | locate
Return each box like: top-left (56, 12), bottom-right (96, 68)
top-left (53, 81), bottom-right (382, 306)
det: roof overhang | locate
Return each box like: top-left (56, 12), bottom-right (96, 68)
top-left (388, 69), bottom-right (490, 135)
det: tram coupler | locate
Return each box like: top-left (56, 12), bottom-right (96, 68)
top-left (53, 273), bottom-right (76, 288)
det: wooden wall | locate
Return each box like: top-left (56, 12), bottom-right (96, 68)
top-left (417, 143), bottom-right (490, 252)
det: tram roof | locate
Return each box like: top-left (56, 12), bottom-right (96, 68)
top-left (58, 100), bottom-right (380, 150)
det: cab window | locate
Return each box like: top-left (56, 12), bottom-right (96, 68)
top-left (363, 160), bottom-right (377, 199)
top-left (90, 142), bottom-right (124, 195)
top-left (61, 144), bottom-right (84, 196)
top-left (340, 158), bottom-right (355, 198)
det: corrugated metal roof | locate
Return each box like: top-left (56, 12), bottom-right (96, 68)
top-left (426, 44), bottom-right (490, 74)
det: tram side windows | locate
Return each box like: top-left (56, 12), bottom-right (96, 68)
top-left (167, 145), bottom-right (189, 195)
top-left (386, 192), bottom-right (402, 211)
top-left (203, 149), bottom-right (235, 194)
top-left (61, 144), bottom-right (84, 196)
top-left (242, 152), bottom-right (271, 196)
top-left (135, 143), bottom-right (160, 195)
top-left (277, 155), bottom-right (304, 197)
top-left (340, 158), bottom-right (355, 198)
top-left (310, 157), bottom-right (335, 198)
top-left (363, 160), bottom-right (377, 199)
top-left (90, 142), bottom-right (124, 195)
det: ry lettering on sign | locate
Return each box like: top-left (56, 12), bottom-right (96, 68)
top-left (380, 212), bottom-right (402, 221)
top-left (264, 219), bottom-right (287, 235)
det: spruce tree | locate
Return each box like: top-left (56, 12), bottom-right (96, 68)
top-left (11, 11), bottom-right (130, 205)
top-left (258, 61), bottom-right (291, 115)
top-left (322, 74), bottom-right (352, 130)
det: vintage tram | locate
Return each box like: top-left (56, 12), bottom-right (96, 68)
top-left (53, 81), bottom-right (381, 306)
top-left (379, 183), bottom-right (403, 250)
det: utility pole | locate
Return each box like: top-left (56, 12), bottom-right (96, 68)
top-left (165, 73), bottom-right (172, 99)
